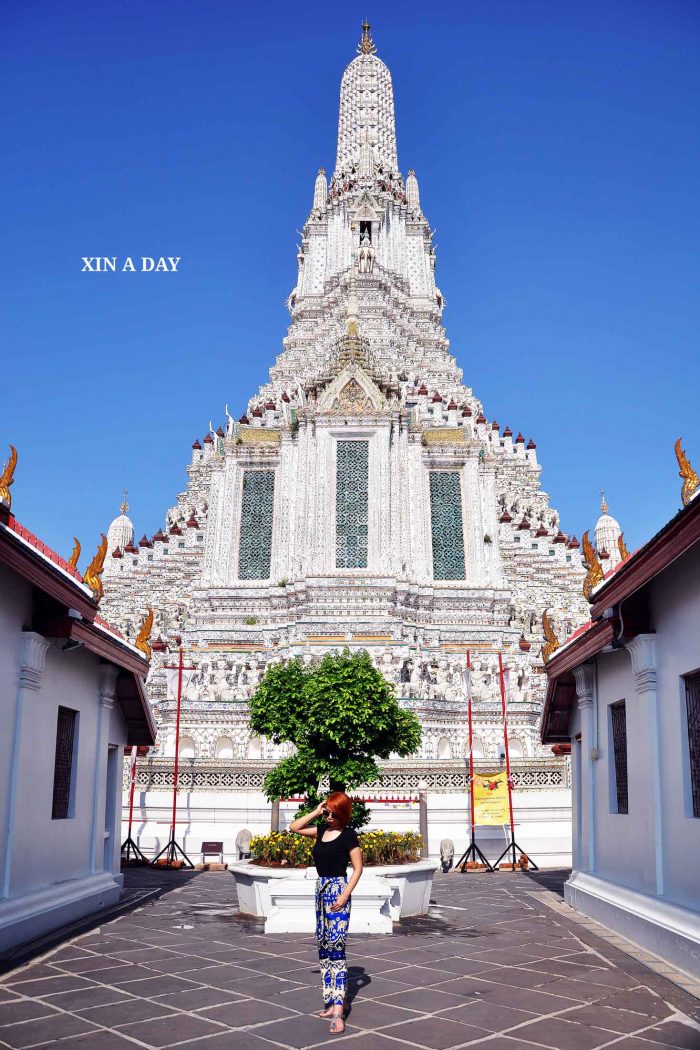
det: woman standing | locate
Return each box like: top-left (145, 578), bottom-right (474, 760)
top-left (290, 791), bottom-right (363, 1034)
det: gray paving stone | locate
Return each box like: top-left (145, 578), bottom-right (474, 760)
top-left (0, 999), bottom-right (58, 1024)
top-left (115, 973), bottom-right (208, 997)
top-left (599, 988), bottom-right (675, 1019)
top-left (39, 985), bottom-right (133, 1010)
top-left (516, 1016), bottom-right (633, 1048)
top-left (156, 985), bottom-right (248, 1010)
top-left (0, 1012), bottom-right (99, 1049)
top-left (378, 986), bottom-right (475, 1013)
top-left (566, 1003), bottom-right (656, 1034)
top-left (197, 997), bottom-right (299, 1026)
top-left (78, 997), bottom-right (180, 1025)
top-left (344, 999), bottom-right (426, 1028)
top-left (437, 1001), bottom-right (539, 1031)
top-left (4, 974), bottom-right (96, 997)
top-left (384, 1015), bottom-right (492, 1048)
top-left (638, 1022), bottom-right (700, 1049)
top-left (253, 1012), bottom-right (360, 1047)
top-left (117, 1011), bottom-right (228, 1045)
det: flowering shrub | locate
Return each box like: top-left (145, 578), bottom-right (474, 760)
top-left (249, 829), bottom-right (423, 868)
top-left (357, 830), bottom-right (422, 866)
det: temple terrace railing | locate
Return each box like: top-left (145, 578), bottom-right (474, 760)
top-left (124, 757), bottom-right (571, 794)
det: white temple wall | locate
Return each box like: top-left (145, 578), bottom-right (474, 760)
top-left (123, 787), bottom-right (572, 869)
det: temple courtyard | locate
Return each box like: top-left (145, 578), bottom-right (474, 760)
top-left (0, 869), bottom-right (698, 1050)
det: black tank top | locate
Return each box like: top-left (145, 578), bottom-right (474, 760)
top-left (312, 823), bottom-right (360, 877)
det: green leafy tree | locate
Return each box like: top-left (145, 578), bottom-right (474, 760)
top-left (249, 649), bottom-right (421, 810)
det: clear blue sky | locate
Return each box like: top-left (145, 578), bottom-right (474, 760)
top-left (2, 1), bottom-right (699, 563)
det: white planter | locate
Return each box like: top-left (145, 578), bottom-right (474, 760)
top-left (228, 859), bottom-right (438, 934)
top-left (265, 868), bottom-right (393, 934)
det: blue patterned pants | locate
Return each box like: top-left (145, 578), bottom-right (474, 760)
top-left (315, 876), bottom-right (351, 1006)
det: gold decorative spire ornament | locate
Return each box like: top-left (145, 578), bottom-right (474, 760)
top-left (68, 537), bottom-right (81, 570)
top-left (618, 533), bottom-right (630, 561)
top-left (83, 534), bottom-right (108, 603)
top-left (582, 530), bottom-right (604, 600)
top-left (120, 489), bottom-right (129, 515)
top-left (358, 19), bottom-right (377, 55)
top-left (542, 610), bottom-right (560, 664)
top-left (674, 437), bottom-right (700, 506)
top-left (135, 607), bottom-right (154, 658)
top-left (0, 445), bottom-right (18, 508)
top-left (600, 489), bottom-right (608, 514)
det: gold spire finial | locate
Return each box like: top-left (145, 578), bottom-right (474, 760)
top-left (0, 445), bottom-right (18, 509)
top-left (582, 530), bottom-right (604, 600)
top-left (84, 534), bottom-right (108, 603)
top-left (600, 489), bottom-right (608, 514)
top-left (674, 437), bottom-right (700, 507)
top-left (120, 488), bottom-right (129, 515)
top-left (542, 610), bottom-right (560, 664)
top-left (69, 537), bottom-right (81, 570)
top-left (358, 19), bottom-right (376, 55)
top-left (135, 607), bottom-right (154, 658)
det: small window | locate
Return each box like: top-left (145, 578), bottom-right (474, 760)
top-left (685, 673), bottom-right (700, 818)
top-left (52, 707), bottom-right (78, 819)
top-left (359, 220), bottom-right (372, 242)
top-left (531, 542), bottom-right (537, 549)
top-left (147, 554), bottom-right (153, 561)
top-left (178, 541), bottom-right (185, 549)
top-left (196, 534), bottom-right (203, 542)
top-left (548, 549), bottom-right (555, 556)
top-left (610, 701), bottom-right (628, 814)
top-left (514, 535), bottom-right (520, 543)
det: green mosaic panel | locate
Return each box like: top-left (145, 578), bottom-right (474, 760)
top-left (336, 440), bottom-right (369, 568)
top-left (238, 470), bottom-right (275, 579)
top-left (429, 471), bottom-right (465, 580)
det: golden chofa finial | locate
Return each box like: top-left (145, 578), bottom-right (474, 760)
top-left (120, 488), bottom-right (129, 515)
top-left (582, 530), bottom-right (604, 600)
top-left (84, 534), bottom-right (108, 603)
top-left (675, 437), bottom-right (700, 507)
top-left (618, 533), bottom-right (631, 561)
top-left (68, 537), bottom-right (81, 570)
top-left (135, 607), bottom-right (154, 658)
top-left (358, 19), bottom-right (377, 54)
top-left (0, 445), bottom-right (18, 509)
top-left (542, 610), bottom-right (560, 664)
top-left (600, 489), bottom-right (608, 514)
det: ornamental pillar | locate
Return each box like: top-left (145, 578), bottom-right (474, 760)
top-left (626, 634), bottom-right (663, 895)
top-left (2, 632), bottom-right (51, 898)
top-left (90, 664), bottom-right (119, 874)
top-left (572, 662), bottom-right (596, 875)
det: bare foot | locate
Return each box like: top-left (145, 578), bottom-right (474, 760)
top-left (317, 1006), bottom-right (334, 1018)
top-left (329, 1011), bottom-right (345, 1034)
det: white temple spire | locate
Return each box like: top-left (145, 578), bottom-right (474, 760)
top-left (313, 167), bottom-right (327, 210)
top-left (335, 21), bottom-right (398, 176)
top-left (406, 169), bottom-right (420, 211)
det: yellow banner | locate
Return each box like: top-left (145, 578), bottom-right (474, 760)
top-left (472, 771), bottom-right (509, 826)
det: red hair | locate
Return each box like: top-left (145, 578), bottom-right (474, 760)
top-left (325, 791), bottom-right (352, 828)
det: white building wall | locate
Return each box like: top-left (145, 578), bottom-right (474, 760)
top-left (649, 547), bottom-right (700, 906)
top-left (0, 569), bottom-right (131, 954)
top-left (565, 543), bottom-right (700, 979)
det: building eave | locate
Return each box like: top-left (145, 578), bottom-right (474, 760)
top-left (541, 619), bottom-right (615, 744)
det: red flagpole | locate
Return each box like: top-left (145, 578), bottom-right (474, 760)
top-left (169, 646), bottom-right (184, 864)
top-left (466, 651), bottom-right (476, 841)
top-left (127, 746), bottom-right (137, 838)
top-left (497, 651), bottom-right (516, 849)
